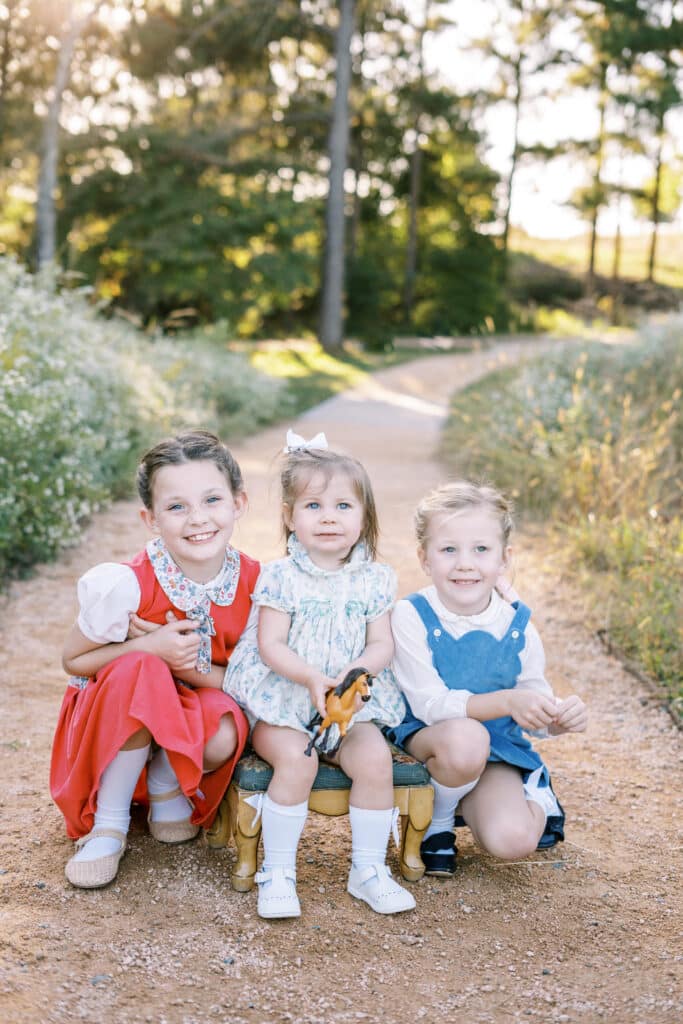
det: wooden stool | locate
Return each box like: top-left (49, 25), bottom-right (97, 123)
top-left (205, 747), bottom-right (434, 892)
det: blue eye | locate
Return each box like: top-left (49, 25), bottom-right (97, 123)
top-left (206, 495), bottom-right (222, 504)
top-left (338, 502), bottom-right (351, 510)
top-left (168, 503), bottom-right (184, 512)
top-left (476, 545), bottom-right (488, 553)
top-left (443, 546), bottom-right (455, 553)
top-left (306, 501), bottom-right (320, 510)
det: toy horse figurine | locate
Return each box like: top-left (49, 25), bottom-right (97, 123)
top-left (304, 668), bottom-right (374, 757)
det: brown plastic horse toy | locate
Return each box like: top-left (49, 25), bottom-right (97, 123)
top-left (304, 668), bottom-right (374, 757)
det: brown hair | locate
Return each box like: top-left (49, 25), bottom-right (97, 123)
top-left (136, 430), bottom-right (244, 509)
top-left (280, 447), bottom-right (379, 559)
top-left (414, 480), bottom-right (514, 548)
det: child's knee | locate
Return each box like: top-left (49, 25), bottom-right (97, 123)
top-left (349, 731), bottom-right (393, 779)
top-left (203, 714), bottom-right (238, 770)
top-left (436, 720), bottom-right (490, 779)
top-left (478, 819), bottom-right (540, 861)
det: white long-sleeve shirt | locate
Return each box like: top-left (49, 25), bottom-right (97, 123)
top-left (390, 587), bottom-right (554, 729)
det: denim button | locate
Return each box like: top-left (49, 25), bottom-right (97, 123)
top-left (433, 628), bottom-right (442, 637)
top-left (511, 630), bottom-right (519, 639)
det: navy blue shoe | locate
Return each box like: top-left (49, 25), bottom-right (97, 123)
top-left (420, 831), bottom-right (457, 877)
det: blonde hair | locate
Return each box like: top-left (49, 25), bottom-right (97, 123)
top-left (280, 448), bottom-right (379, 559)
top-left (414, 480), bottom-right (514, 548)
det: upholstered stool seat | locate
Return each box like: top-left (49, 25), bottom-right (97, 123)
top-left (206, 747), bottom-right (434, 892)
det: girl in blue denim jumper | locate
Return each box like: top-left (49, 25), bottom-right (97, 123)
top-left (388, 481), bottom-right (588, 876)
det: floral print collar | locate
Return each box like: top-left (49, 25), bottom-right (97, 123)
top-left (287, 533), bottom-right (370, 577)
top-left (146, 537), bottom-right (241, 673)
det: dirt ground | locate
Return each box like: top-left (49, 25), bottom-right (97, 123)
top-left (1, 343), bottom-right (681, 1024)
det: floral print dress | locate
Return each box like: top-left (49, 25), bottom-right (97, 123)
top-left (224, 535), bottom-right (406, 737)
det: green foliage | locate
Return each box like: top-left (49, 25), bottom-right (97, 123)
top-left (440, 321), bottom-right (683, 701)
top-left (0, 257), bottom-right (287, 579)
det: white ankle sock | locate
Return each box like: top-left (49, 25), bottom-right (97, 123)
top-left (147, 748), bottom-right (194, 822)
top-left (75, 744), bottom-right (150, 862)
top-left (349, 805), bottom-right (394, 870)
top-left (261, 794), bottom-right (308, 872)
top-left (423, 777), bottom-right (479, 841)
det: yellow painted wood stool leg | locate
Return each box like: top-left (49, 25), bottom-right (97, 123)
top-left (399, 785), bottom-right (434, 882)
top-left (229, 784), bottom-right (263, 892)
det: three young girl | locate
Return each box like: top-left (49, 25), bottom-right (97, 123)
top-left (50, 430), bottom-right (259, 888)
top-left (51, 427), bottom-right (586, 914)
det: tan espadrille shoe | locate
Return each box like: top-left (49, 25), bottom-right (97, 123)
top-left (147, 786), bottom-right (199, 844)
top-left (65, 829), bottom-right (127, 889)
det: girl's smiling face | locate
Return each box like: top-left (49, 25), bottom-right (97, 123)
top-left (418, 506), bottom-right (510, 616)
top-left (285, 470), bottom-right (364, 570)
top-left (141, 459), bottom-right (246, 582)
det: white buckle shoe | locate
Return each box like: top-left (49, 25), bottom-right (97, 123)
top-left (255, 866), bottom-right (301, 919)
top-left (347, 863), bottom-right (416, 914)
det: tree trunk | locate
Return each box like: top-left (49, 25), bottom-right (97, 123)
top-left (586, 62), bottom-right (608, 296)
top-left (36, 5), bottom-right (101, 273)
top-left (319, 0), bottom-right (355, 352)
top-left (403, 0), bottom-right (429, 321)
top-left (0, 0), bottom-right (17, 157)
top-left (647, 127), bottom-right (664, 283)
top-left (500, 58), bottom-right (522, 286)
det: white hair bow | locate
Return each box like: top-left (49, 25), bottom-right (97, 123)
top-left (283, 429), bottom-right (329, 453)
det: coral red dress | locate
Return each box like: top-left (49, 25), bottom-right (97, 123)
top-left (50, 540), bottom-right (259, 839)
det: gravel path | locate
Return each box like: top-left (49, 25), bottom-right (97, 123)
top-left (1, 342), bottom-right (681, 1024)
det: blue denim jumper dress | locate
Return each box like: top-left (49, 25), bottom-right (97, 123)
top-left (387, 594), bottom-right (565, 848)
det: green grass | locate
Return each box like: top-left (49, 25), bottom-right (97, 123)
top-left (439, 322), bottom-right (683, 713)
top-left (246, 340), bottom-right (428, 416)
top-left (509, 227), bottom-right (683, 290)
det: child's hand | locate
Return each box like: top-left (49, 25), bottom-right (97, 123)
top-left (128, 610), bottom-right (177, 639)
top-left (307, 673), bottom-right (337, 718)
top-left (549, 695), bottom-right (588, 735)
top-left (132, 616), bottom-right (201, 672)
top-left (506, 689), bottom-right (558, 731)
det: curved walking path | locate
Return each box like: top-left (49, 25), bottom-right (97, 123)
top-left (1, 342), bottom-right (681, 1024)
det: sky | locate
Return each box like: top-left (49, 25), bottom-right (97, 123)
top-left (423, 1), bottom-right (683, 239)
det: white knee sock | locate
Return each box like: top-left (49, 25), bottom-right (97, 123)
top-left (424, 777), bottom-right (479, 840)
top-left (147, 748), bottom-right (194, 822)
top-left (349, 805), bottom-right (395, 870)
top-left (261, 795), bottom-right (308, 872)
top-left (75, 744), bottom-right (150, 862)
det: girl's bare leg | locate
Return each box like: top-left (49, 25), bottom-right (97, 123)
top-left (202, 713), bottom-right (238, 772)
top-left (459, 762), bottom-right (545, 860)
top-left (252, 722), bottom-right (319, 804)
top-left (250, 723), bottom-right (319, 919)
top-left (406, 719), bottom-right (489, 787)
top-left (335, 722), bottom-right (393, 808)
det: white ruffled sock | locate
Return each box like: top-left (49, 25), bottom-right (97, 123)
top-left (261, 794), bottom-right (308, 872)
top-left (147, 748), bottom-right (194, 822)
top-left (423, 777), bottom-right (479, 841)
top-left (349, 805), bottom-right (397, 870)
top-left (74, 744), bottom-right (150, 862)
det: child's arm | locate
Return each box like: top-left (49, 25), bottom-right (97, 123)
top-left (126, 611), bottom-right (226, 689)
top-left (62, 617), bottom-right (201, 679)
top-left (257, 605), bottom-right (335, 717)
top-left (336, 611), bottom-right (394, 681)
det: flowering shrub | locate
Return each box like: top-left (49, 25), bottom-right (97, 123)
top-left (0, 258), bottom-right (286, 578)
top-left (441, 322), bottom-right (683, 701)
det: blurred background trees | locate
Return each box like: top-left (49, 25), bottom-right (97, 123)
top-left (1, 0), bottom-right (682, 347)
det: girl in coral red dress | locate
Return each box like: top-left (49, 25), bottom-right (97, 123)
top-left (50, 430), bottom-right (259, 889)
